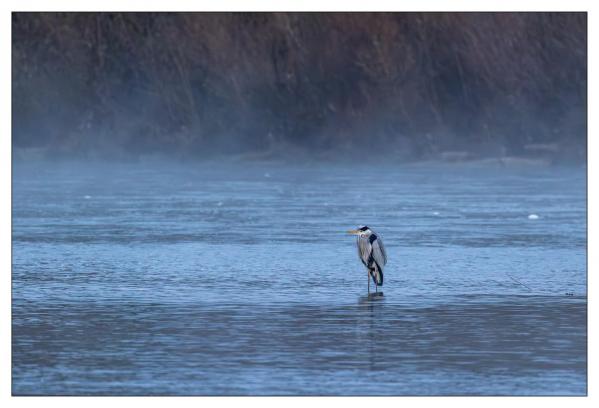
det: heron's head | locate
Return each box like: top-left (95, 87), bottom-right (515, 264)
top-left (347, 225), bottom-right (371, 237)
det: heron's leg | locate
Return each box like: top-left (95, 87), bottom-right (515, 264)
top-left (367, 272), bottom-right (370, 294)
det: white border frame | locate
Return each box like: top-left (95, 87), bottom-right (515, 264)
top-left (2, 1), bottom-right (594, 407)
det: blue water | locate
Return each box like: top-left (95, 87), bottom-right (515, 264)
top-left (12, 160), bottom-right (587, 395)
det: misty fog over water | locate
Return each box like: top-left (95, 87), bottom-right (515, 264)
top-left (12, 11), bottom-right (587, 396)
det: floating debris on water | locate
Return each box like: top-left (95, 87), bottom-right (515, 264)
top-left (528, 214), bottom-right (539, 220)
top-left (506, 273), bottom-right (533, 291)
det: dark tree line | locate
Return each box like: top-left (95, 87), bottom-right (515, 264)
top-left (12, 12), bottom-right (587, 161)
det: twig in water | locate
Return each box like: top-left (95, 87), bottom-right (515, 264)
top-left (506, 273), bottom-right (532, 292)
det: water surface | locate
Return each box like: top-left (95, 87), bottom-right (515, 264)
top-left (12, 160), bottom-right (587, 395)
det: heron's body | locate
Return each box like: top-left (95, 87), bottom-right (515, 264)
top-left (348, 226), bottom-right (387, 293)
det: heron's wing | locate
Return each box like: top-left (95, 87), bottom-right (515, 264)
top-left (357, 237), bottom-right (371, 266)
top-left (371, 236), bottom-right (387, 268)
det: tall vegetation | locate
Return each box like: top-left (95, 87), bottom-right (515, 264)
top-left (12, 12), bottom-right (587, 160)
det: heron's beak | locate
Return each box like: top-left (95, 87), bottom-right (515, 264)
top-left (347, 229), bottom-right (360, 235)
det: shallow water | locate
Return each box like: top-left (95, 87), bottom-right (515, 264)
top-left (12, 160), bottom-right (587, 395)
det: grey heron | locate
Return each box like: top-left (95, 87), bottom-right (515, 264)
top-left (347, 226), bottom-right (387, 293)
